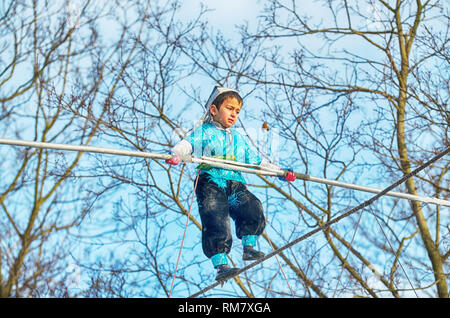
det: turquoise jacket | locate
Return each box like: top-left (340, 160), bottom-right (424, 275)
top-left (187, 123), bottom-right (262, 188)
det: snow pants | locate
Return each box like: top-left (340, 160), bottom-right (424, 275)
top-left (195, 172), bottom-right (266, 259)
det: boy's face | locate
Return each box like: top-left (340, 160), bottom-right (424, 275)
top-left (210, 97), bottom-right (242, 128)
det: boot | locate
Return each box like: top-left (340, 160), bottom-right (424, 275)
top-left (215, 264), bottom-right (240, 282)
top-left (242, 245), bottom-right (265, 261)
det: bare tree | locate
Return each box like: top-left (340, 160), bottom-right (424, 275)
top-left (0, 0), bottom-right (148, 297)
top-left (1, 0), bottom-right (447, 298)
top-left (215, 0), bottom-right (449, 297)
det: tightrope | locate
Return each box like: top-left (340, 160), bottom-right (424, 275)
top-left (188, 146), bottom-right (450, 298)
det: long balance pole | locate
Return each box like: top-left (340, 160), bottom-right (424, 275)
top-left (0, 138), bottom-right (448, 207)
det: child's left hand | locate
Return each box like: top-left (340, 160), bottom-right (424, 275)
top-left (279, 169), bottom-right (296, 182)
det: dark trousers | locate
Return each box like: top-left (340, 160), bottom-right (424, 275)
top-left (195, 173), bottom-right (266, 258)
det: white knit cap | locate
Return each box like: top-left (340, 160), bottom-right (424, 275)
top-left (201, 86), bottom-right (242, 125)
top-left (185, 86), bottom-right (241, 137)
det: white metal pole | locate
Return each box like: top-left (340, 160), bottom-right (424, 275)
top-left (199, 156), bottom-right (450, 206)
top-left (0, 138), bottom-right (448, 207)
top-left (200, 156), bottom-right (450, 207)
top-left (0, 138), bottom-right (172, 161)
top-left (191, 157), bottom-right (279, 177)
top-left (304, 175), bottom-right (450, 207)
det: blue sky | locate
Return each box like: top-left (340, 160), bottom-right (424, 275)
top-left (2, 0), bottom-right (447, 298)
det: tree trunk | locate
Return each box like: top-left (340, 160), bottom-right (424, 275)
top-left (396, 102), bottom-right (448, 297)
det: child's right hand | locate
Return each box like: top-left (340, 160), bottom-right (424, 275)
top-left (165, 154), bottom-right (182, 165)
